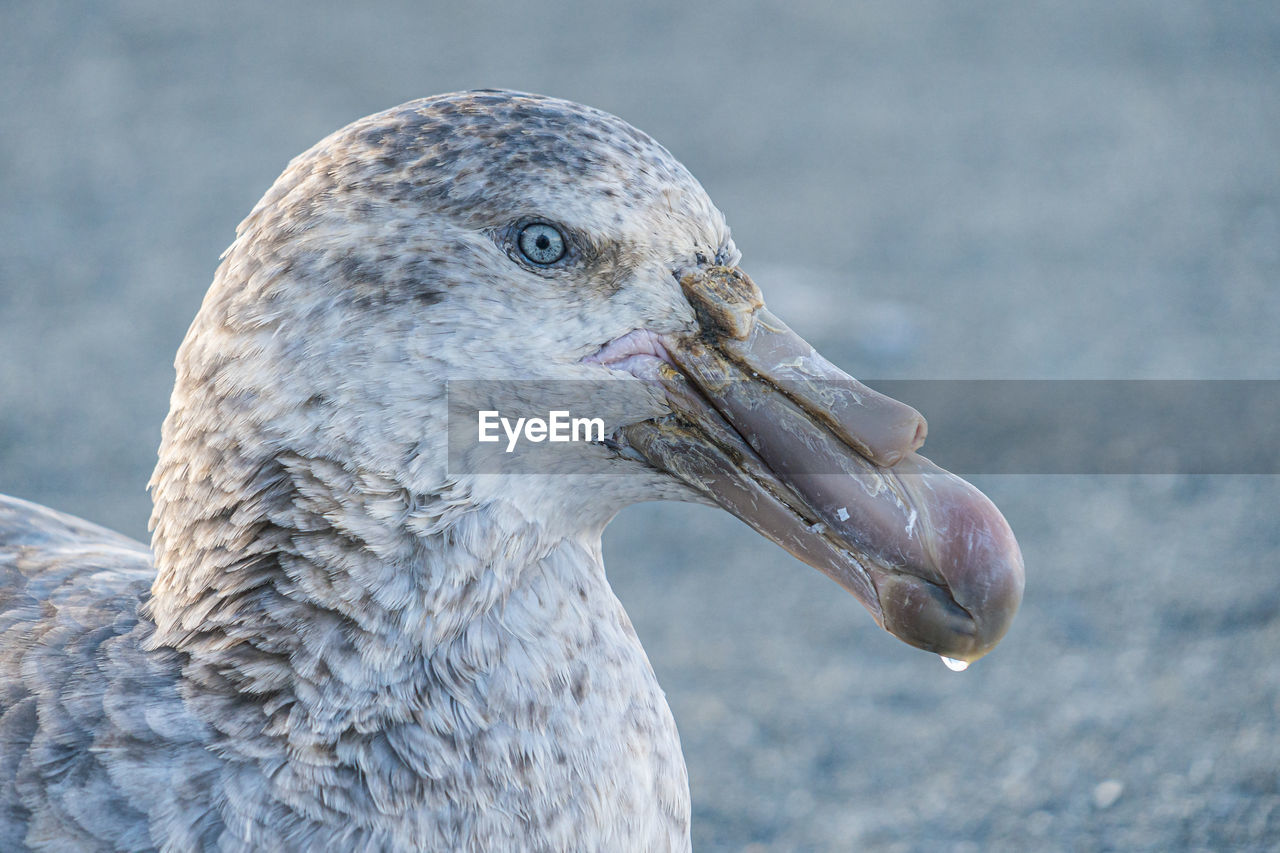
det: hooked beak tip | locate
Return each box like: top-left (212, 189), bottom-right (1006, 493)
top-left (877, 473), bottom-right (1025, 661)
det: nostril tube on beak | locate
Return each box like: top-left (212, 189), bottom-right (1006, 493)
top-left (678, 266), bottom-right (763, 340)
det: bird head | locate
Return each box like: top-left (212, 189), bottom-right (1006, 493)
top-left (170, 90), bottom-right (1023, 663)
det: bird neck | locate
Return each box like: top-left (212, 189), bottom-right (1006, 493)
top-left (147, 438), bottom-right (606, 723)
top-left (145, 437), bottom-right (689, 844)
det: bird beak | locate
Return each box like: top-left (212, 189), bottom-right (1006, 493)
top-left (620, 266), bottom-right (1024, 662)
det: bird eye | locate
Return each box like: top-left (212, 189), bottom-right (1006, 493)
top-left (517, 222), bottom-right (566, 265)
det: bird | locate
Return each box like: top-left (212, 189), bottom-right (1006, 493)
top-left (0, 90), bottom-right (1024, 851)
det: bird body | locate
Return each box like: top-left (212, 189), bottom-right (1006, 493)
top-left (0, 91), bottom-right (1022, 851)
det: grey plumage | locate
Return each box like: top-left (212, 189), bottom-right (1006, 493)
top-left (0, 496), bottom-right (218, 850)
top-left (2, 90), bottom-right (717, 851)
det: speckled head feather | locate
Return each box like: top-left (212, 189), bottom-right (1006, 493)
top-left (224, 89), bottom-right (732, 320)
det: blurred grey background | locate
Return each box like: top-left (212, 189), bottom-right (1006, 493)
top-left (1, 1), bottom-right (1277, 849)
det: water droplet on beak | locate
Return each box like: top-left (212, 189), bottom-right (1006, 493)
top-left (940, 656), bottom-right (970, 672)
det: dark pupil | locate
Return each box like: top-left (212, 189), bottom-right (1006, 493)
top-left (535, 234), bottom-right (550, 251)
